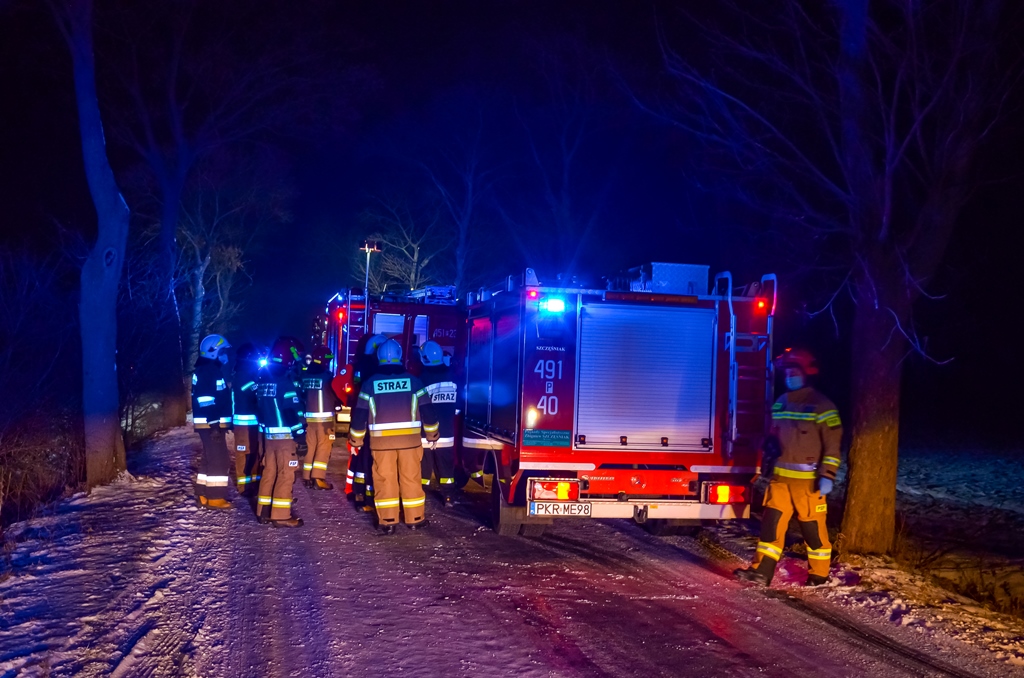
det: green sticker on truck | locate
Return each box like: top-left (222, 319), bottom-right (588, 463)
top-left (523, 429), bottom-right (572, 447)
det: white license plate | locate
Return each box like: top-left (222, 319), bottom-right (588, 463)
top-left (529, 501), bottom-right (592, 517)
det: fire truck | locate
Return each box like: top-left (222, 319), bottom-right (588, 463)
top-left (312, 285), bottom-right (466, 433)
top-left (461, 263), bottom-right (776, 537)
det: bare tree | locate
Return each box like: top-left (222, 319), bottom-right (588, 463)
top-left (652, 0), bottom-right (1022, 552)
top-left (355, 195), bottom-right (451, 293)
top-left (49, 0), bottom-right (130, 487)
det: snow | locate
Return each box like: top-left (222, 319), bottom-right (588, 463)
top-left (0, 429), bottom-right (1021, 676)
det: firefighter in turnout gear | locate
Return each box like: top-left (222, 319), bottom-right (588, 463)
top-left (232, 343), bottom-right (262, 498)
top-left (192, 334), bottom-right (233, 508)
top-left (349, 339), bottom-right (440, 534)
top-left (349, 334), bottom-right (389, 509)
top-left (417, 341), bottom-right (460, 508)
top-left (302, 346), bottom-right (340, 490)
top-left (735, 348), bottom-right (843, 587)
top-left (254, 338), bottom-right (305, 527)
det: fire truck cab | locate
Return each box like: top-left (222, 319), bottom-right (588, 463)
top-left (461, 263), bottom-right (776, 537)
top-left (314, 286), bottom-right (465, 433)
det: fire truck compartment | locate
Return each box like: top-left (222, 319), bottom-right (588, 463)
top-left (575, 303), bottom-right (716, 451)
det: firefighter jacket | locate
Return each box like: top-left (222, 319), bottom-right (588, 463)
top-left (349, 367), bottom-right (440, 451)
top-left (192, 358), bottom-right (231, 429)
top-left (232, 361), bottom-right (260, 426)
top-left (302, 367), bottom-right (339, 423)
top-left (419, 365), bottom-right (459, 448)
top-left (255, 366), bottom-right (304, 440)
top-left (769, 386), bottom-right (842, 481)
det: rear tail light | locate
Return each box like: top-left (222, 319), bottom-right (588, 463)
top-left (531, 479), bottom-right (580, 501)
top-left (705, 483), bottom-right (747, 504)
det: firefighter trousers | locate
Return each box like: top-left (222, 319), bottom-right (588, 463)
top-left (372, 446), bottom-right (425, 525)
top-left (196, 427), bottom-right (230, 501)
top-left (352, 441), bottom-right (374, 501)
top-left (303, 420), bottom-right (334, 480)
top-left (233, 425), bottom-right (262, 496)
top-left (257, 438), bottom-right (299, 521)
top-left (751, 477), bottom-right (832, 581)
top-left (421, 444), bottom-right (456, 498)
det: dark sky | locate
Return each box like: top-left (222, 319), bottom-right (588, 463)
top-left (1, 1), bottom-right (1021, 445)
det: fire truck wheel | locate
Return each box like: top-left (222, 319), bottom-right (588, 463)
top-left (489, 475), bottom-right (523, 537)
top-left (519, 523), bottom-right (546, 538)
top-left (642, 519), bottom-right (700, 537)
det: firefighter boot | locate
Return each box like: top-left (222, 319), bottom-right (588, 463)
top-left (733, 569), bottom-right (770, 589)
top-left (206, 498), bottom-right (232, 510)
top-left (378, 524), bottom-right (397, 536)
top-left (258, 505), bottom-right (272, 525)
top-left (407, 520), bottom-right (429, 531)
top-left (303, 479), bottom-right (314, 489)
top-left (805, 574), bottom-right (830, 587)
top-left (314, 479), bottom-right (334, 490)
top-left (442, 495), bottom-right (455, 510)
top-left (273, 516), bottom-right (304, 528)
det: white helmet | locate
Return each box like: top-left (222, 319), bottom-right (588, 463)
top-left (199, 334), bottom-right (231, 360)
top-left (377, 339), bottom-right (403, 366)
top-left (418, 340), bottom-right (444, 367)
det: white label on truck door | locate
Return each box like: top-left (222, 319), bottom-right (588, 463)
top-left (529, 502), bottom-right (592, 517)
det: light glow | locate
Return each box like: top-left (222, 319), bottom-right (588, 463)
top-left (541, 297), bottom-right (566, 313)
top-left (527, 408), bottom-right (539, 427)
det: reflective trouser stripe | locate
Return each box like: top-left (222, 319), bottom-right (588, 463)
top-left (312, 461), bottom-right (328, 470)
top-left (237, 475), bottom-right (261, 485)
top-left (470, 471), bottom-right (483, 478)
top-left (375, 498), bottom-right (400, 509)
top-left (807, 548), bottom-right (832, 561)
top-left (258, 496), bottom-right (272, 506)
top-left (439, 477), bottom-right (454, 485)
top-left (822, 456), bottom-right (841, 466)
top-left (205, 475), bottom-right (230, 487)
top-left (402, 496), bottom-right (425, 508)
top-left (196, 473), bottom-right (208, 485)
top-left (757, 542), bottom-right (782, 560)
top-left (272, 498), bottom-right (292, 508)
top-left (422, 478), bottom-right (431, 485)
top-left (303, 463), bottom-right (313, 471)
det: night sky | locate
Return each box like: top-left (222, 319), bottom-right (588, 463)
top-left (1, 1), bottom-right (1021, 445)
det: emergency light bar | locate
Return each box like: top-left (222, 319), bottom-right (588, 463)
top-left (540, 297), bottom-right (566, 313)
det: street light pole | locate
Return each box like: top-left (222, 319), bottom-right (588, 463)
top-left (360, 240), bottom-right (381, 333)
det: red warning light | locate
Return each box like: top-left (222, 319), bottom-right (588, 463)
top-left (756, 299), bottom-right (767, 311)
top-left (527, 289), bottom-right (539, 300)
top-left (336, 309), bottom-right (346, 321)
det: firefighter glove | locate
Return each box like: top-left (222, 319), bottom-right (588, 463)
top-left (818, 478), bottom-right (834, 496)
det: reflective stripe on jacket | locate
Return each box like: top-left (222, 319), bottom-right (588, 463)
top-left (349, 370), bottom-right (440, 451)
top-left (192, 358), bottom-right (231, 430)
top-left (770, 387), bottom-right (843, 481)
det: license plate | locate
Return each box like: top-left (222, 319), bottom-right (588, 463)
top-left (529, 501), bottom-right (592, 517)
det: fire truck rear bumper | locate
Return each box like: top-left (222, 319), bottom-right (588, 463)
top-left (586, 499), bottom-right (749, 520)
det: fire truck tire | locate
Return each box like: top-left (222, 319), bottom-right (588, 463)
top-left (519, 523), bottom-right (546, 538)
top-left (642, 519), bottom-right (701, 537)
top-left (489, 475), bottom-right (523, 537)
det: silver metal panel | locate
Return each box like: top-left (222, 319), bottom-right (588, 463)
top-left (576, 304), bottom-right (715, 451)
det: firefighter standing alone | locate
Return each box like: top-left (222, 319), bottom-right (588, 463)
top-left (348, 339), bottom-right (440, 534)
top-left (736, 348), bottom-right (843, 586)
top-left (301, 346), bottom-right (340, 490)
top-left (418, 341), bottom-right (460, 508)
top-left (192, 334), bottom-right (233, 509)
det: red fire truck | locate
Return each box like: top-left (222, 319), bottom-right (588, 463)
top-left (312, 286), bottom-right (466, 433)
top-left (461, 263), bottom-right (776, 537)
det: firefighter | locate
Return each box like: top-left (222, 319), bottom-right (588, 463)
top-left (254, 338), bottom-right (305, 527)
top-left (232, 343), bottom-right (262, 499)
top-left (301, 345), bottom-right (340, 490)
top-left (735, 348), bottom-right (843, 587)
top-left (349, 334), bottom-right (389, 509)
top-left (192, 334), bottom-right (233, 509)
top-left (418, 341), bottom-right (460, 508)
top-left (349, 339), bottom-right (440, 534)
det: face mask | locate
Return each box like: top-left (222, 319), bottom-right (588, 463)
top-left (785, 375), bottom-right (805, 391)
top-left (218, 353), bottom-right (229, 365)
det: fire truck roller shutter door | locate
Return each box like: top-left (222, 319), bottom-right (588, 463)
top-left (576, 304), bottom-right (716, 451)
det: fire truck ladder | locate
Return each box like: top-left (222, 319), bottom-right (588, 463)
top-left (346, 291), bottom-right (367, 367)
top-left (716, 272), bottom-right (776, 456)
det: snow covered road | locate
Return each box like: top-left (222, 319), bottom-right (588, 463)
top-left (1, 428), bottom-right (1019, 677)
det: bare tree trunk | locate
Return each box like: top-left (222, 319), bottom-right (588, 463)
top-left (61, 0), bottom-right (130, 487)
top-left (184, 256), bottom-right (210, 406)
top-left (842, 255), bottom-right (907, 553)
